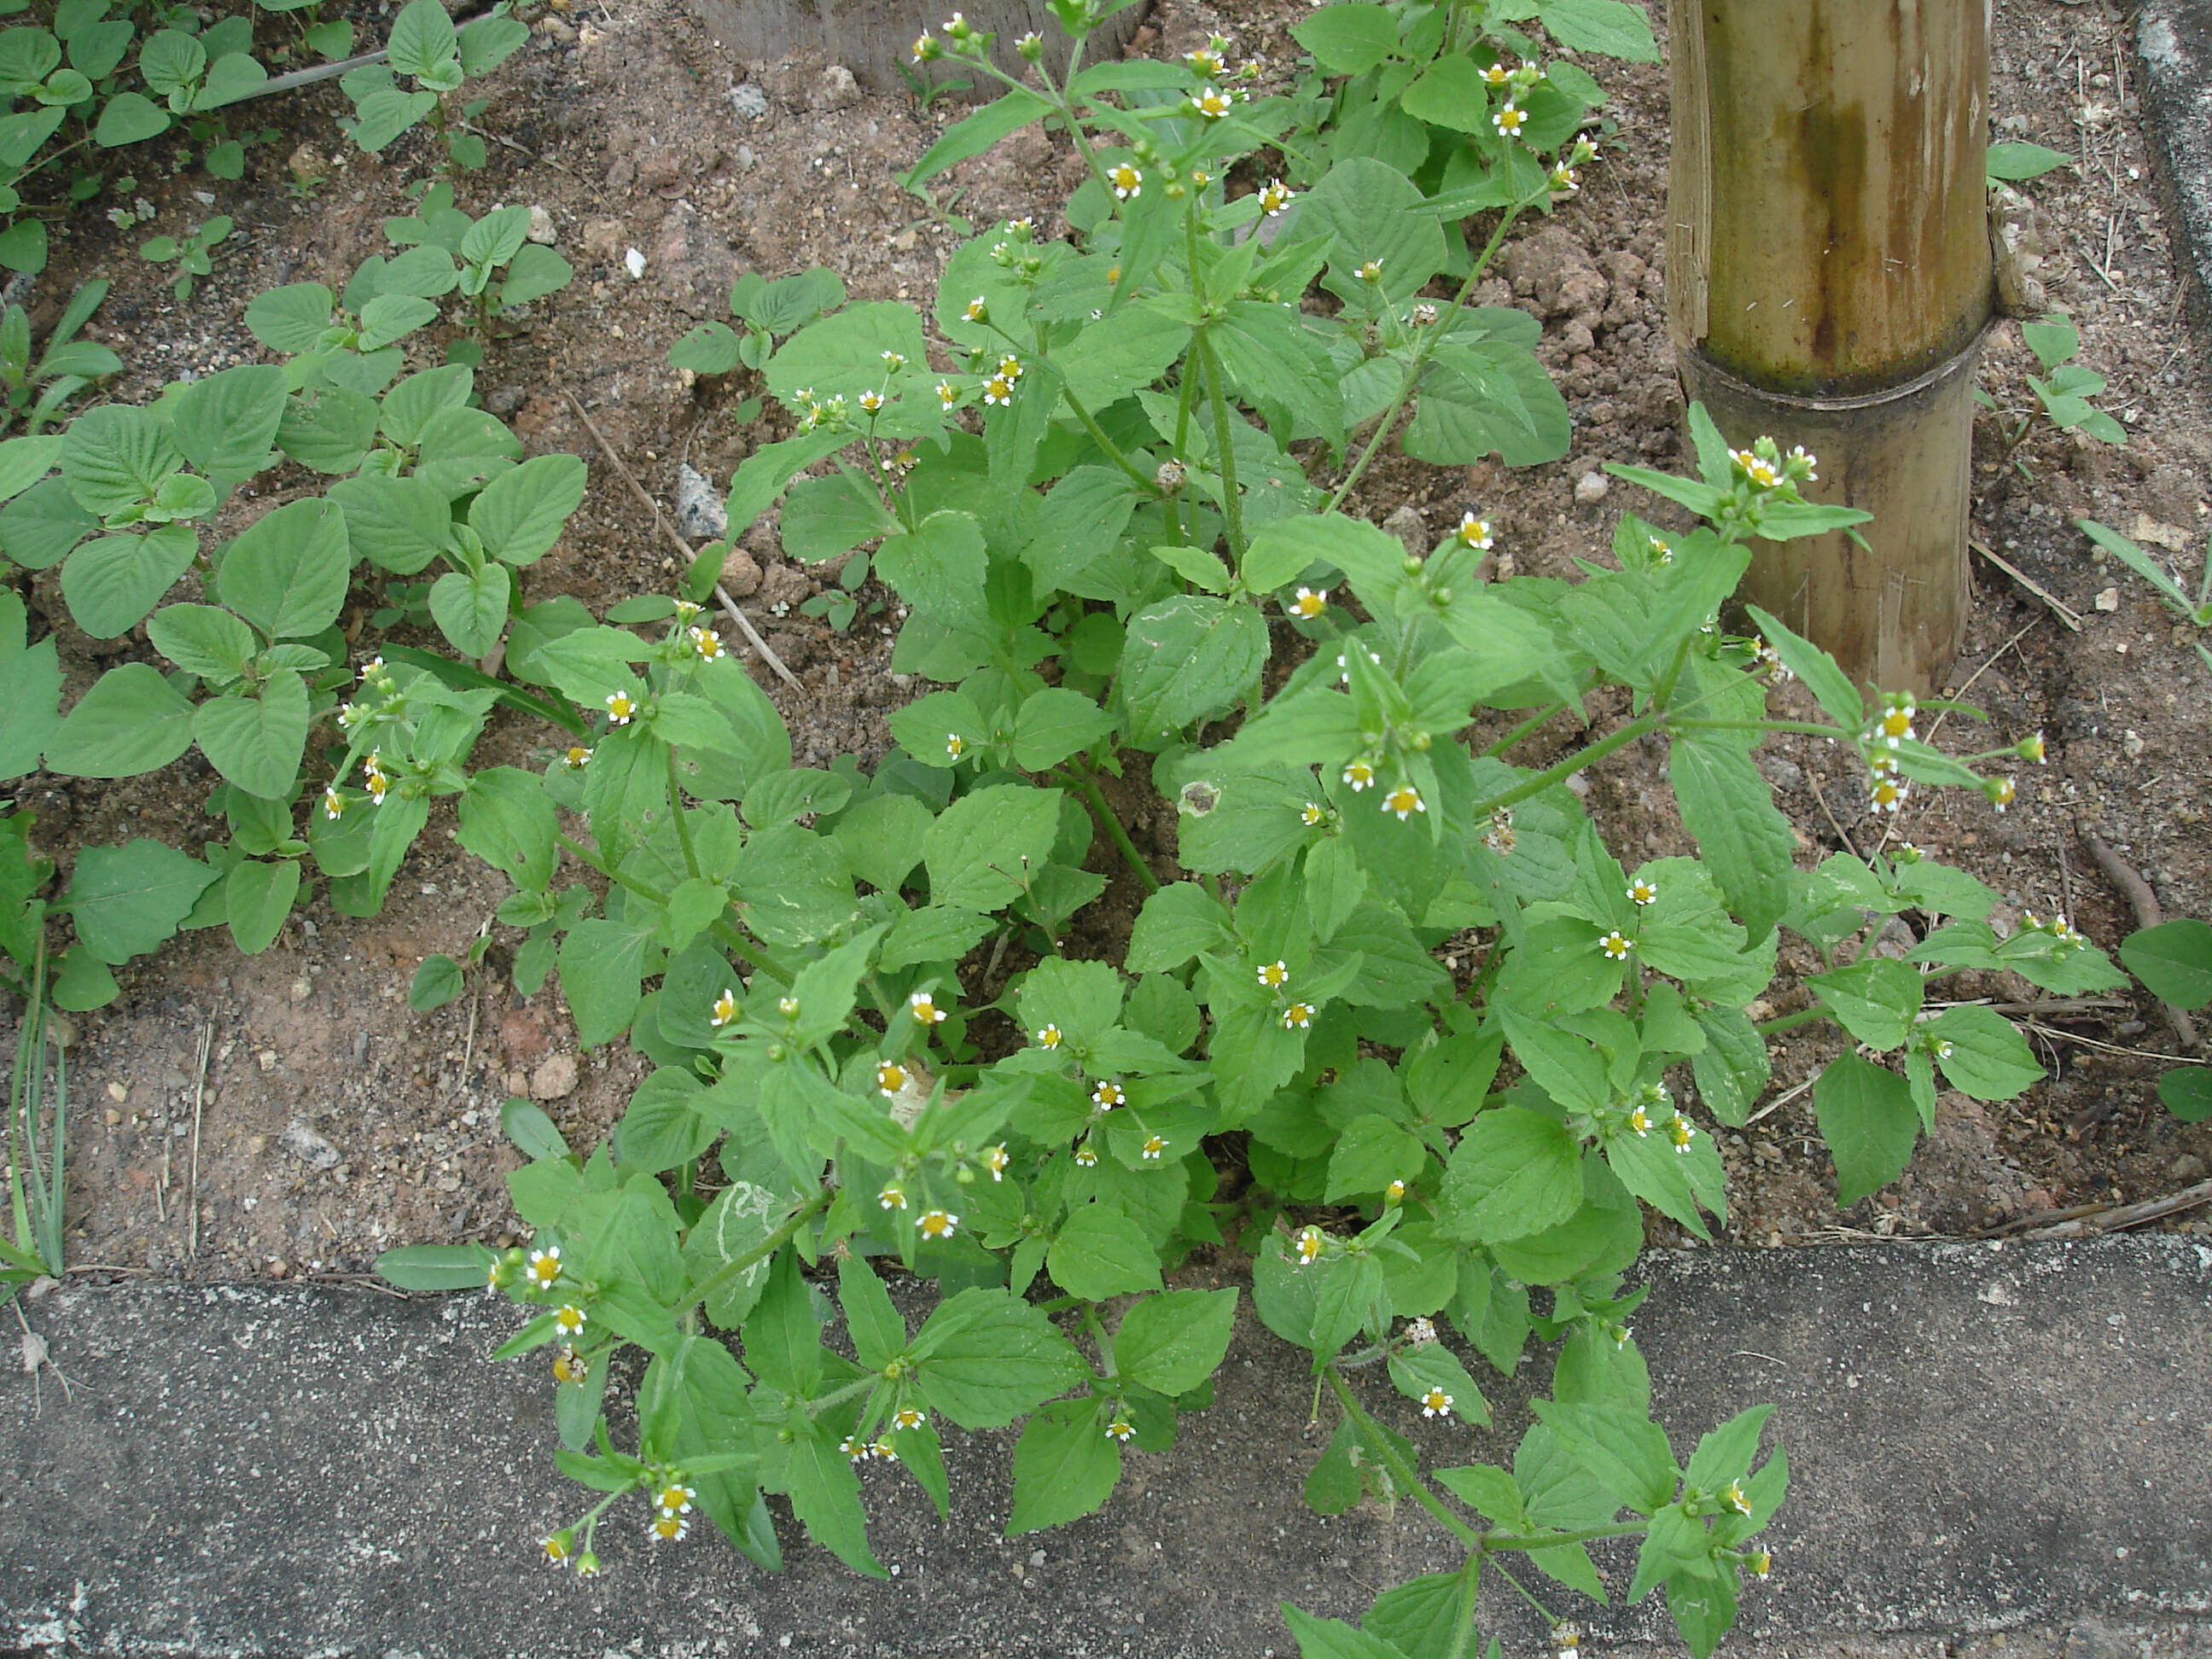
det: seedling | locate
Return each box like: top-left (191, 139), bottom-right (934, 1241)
top-left (340, 0), bottom-right (529, 178)
top-left (1978, 314), bottom-right (2126, 475)
top-left (0, 279), bottom-right (120, 434)
top-left (2077, 517), bottom-right (2212, 661)
top-left (139, 214), bottom-right (233, 304)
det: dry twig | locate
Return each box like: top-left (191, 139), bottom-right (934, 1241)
top-left (187, 1022), bottom-right (212, 1260)
top-left (1969, 542), bottom-right (2084, 631)
top-left (2087, 834), bottom-right (2201, 1049)
top-left (562, 391), bottom-right (802, 692)
top-left (2012, 1179), bottom-right (2212, 1240)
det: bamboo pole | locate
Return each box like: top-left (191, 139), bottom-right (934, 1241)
top-left (1667, 0), bottom-right (1992, 695)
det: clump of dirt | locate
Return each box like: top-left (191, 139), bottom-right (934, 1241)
top-left (5, 0), bottom-right (2207, 1287)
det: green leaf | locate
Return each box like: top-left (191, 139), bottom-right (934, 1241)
top-left (457, 766), bottom-right (556, 891)
top-left (616, 1068), bottom-right (717, 1173)
top-left (224, 856), bottom-right (300, 955)
top-left (1436, 1107), bottom-right (1583, 1244)
top-left (1539, 0), bottom-right (1659, 61)
top-left (408, 952), bottom-right (465, 1010)
top-left (1807, 956), bottom-right (1924, 1051)
top-left (1324, 1114), bottom-right (1424, 1202)
top-left (1126, 882), bottom-right (1233, 973)
top-left (61, 523), bottom-right (197, 638)
top-left (785, 1424), bottom-right (886, 1576)
top-left (557, 915), bottom-right (650, 1046)
top-left (375, 1242), bottom-right (493, 1289)
top-left (1279, 1604), bottom-right (1414, 1659)
top-left (1668, 1569), bottom-right (1740, 1659)
top-left (1986, 141), bottom-right (2074, 182)
top-left (1499, 1004), bottom-right (1610, 1112)
top-left (1007, 1396), bottom-right (1121, 1534)
top-left (2120, 919), bottom-right (2212, 1010)
top-left (64, 837), bottom-right (213, 963)
top-left (1743, 604), bottom-right (1861, 731)
top-left (680, 1181), bottom-right (784, 1326)
top-left (469, 452), bottom-right (586, 566)
top-left (170, 364), bottom-right (287, 480)
top-left (429, 560), bottom-right (511, 657)
top-left (1399, 55), bottom-right (1494, 134)
top-left (1528, 1399), bottom-right (1678, 1515)
top-left (194, 672), bottom-right (308, 799)
top-left (875, 510), bottom-right (987, 632)
top-left (1118, 594), bottom-right (1268, 741)
top-left (780, 470), bottom-right (897, 563)
top-left (44, 662), bottom-right (193, 777)
top-left (1690, 1004), bottom-right (1768, 1126)
top-left (1812, 1051), bottom-right (1919, 1205)
top-left (95, 90), bottom-right (170, 146)
top-left (670, 322), bottom-right (742, 375)
top-left (1670, 731), bottom-right (1795, 942)
top-left (215, 498), bottom-right (352, 640)
top-left (1299, 155), bottom-right (1447, 300)
top-left (386, 0), bottom-right (457, 78)
top-left (922, 784), bottom-right (1060, 911)
top-left (1928, 1004), bottom-right (2046, 1101)
top-left (2158, 1068), bottom-right (2212, 1123)
top-left (1047, 1202), bottom-right (1164, 1301)
top-left (1115, 1288), bottom-right (1237, 1395)
top-left (1011, 687), bottom-right (1114, 771)
top-left (1289, 3), bottom-right (1400, 73)
top-left (915, 1287), bottom-right (1088, 1429)
top-left (147, 602), bottom-right (256, 681)
top-left (328, 474), bottom-right (454, 574)
top-left (902, 87), bottom-right (1051, 190)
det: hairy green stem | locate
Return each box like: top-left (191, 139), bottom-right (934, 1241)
top-left (1445, 1564), bottom-right (1483, 1659)
top-left (676, 1186), bottom-right (833, 1319)
top-left (1324, 1369), bottom-right (1483, 1549)
top-left (1325, 204), bottom-right (1523, 515)
top-left (1487, 1559), bottom-right (1558, 1623)
top-left (1672, 718), bottom-right (1850, 740)
top-left (666, 748), bottom-right (703, 881)
top-left (1195, 328), bottom-right (1246, 562)
top-left (1482, 1521), bottom-right (1649, 1552)
top-left (1465, 713), bottom-right (1660, 823)
top-left (1477, 698), bottom-right (1574, 760)
top-left (1062, 384), bottom-right (1162, 496)
top-left (1757, 1006), bottom-right (1832, 1036)
top-left (1068, 771), bottom-right (1160, 894)
top-left (1083, 1303), bottom-right (1118, 1378)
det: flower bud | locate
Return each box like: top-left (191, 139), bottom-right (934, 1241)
top-left (1016, 29), bottom-right (1042, 58)
top-left (1155, 458), bottom-right (1186, 492)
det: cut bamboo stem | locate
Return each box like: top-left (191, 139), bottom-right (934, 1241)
top-left (1668, 0), bottom-right (1993, 695)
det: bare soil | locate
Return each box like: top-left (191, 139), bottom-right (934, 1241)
top-left (5, 0), bottom-right (2208, 1289)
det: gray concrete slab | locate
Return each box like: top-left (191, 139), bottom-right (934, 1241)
top-left (3, 1237), bottom-right (2209, 1658)
top-left (2139, 1), bottom-right (2212, 344)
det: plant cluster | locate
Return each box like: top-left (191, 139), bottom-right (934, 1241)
top-left (329, 5), bottom-right (2103, 1652)
top-left (0, 0), bottom-right (2186, 1652)
top-left (0, 0), bottom-right (529, 275)
top-left (0, 185), bottom-right (574, 1012)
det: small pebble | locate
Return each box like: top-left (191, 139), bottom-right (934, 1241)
top-left (527, 205), bottom-right (557, 245)
top-left (726, 81), bottom-right (768, 120)
top-left (1575, 470), bottom-right (1610, 504)
top-left (624, 247), bottom-right (648, 280)
top-left (2093, 587), bottom-right (2120, 612)
top-left (282, 1119), bottom-right (341, 1171)
top-left (676, 463), bottom-right (729, 541)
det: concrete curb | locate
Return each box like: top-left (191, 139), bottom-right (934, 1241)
top-left (4, 1237), bottom-right (2210, 1657)
top-left (2138, 0), bottom-right (2212, 346)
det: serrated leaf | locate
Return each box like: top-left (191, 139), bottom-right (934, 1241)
top-left (1006, 1396), bottom-right (1120, 1534)
top-left (1812, 1051), bottom-right (1919, 1206)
